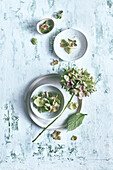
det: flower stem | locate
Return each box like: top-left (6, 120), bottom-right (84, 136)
top-left (32, 94), bottom-right (74, 142)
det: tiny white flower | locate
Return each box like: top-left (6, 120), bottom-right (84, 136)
top-left (64, 75), bottom-right (69, 81)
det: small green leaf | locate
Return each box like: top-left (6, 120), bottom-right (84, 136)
top-left (31, 38), bottom-right (37, 45)
top-left (55, 10), bottom-right (63, 19)
top-left (67, 113), bottom-right (87, 131)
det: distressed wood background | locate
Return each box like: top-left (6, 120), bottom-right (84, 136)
top-left (0, 0), bottom-right (113, 169)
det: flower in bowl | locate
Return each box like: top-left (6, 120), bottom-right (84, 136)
top-left (60, 38), bottom-right (77, 54)
top-left (30, 84), bottom-right (64, 120)
top-left (37, 18), bottom-right (54, 35)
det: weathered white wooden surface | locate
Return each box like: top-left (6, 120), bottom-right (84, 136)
top-left (0, 0), bottom-right (113, 169)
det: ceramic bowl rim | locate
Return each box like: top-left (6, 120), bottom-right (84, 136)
top-left (30, 84), bottom-right (64, 120)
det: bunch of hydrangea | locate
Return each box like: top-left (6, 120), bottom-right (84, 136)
top-left (60, 68), bottom-right (96, 99)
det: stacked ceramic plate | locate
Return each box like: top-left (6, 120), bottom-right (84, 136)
top-left (26, 73), bottom-right (82, 129)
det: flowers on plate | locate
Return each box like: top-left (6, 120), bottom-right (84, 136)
top-left (32, 67), bottom-right (96, 142)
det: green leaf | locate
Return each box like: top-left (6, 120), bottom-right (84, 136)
top-left (55, 10), bottom-right (63, 19)
top-left (67, 113), bottom-right (87, 131)
top-left (31, 38), bottom-right (37, 45)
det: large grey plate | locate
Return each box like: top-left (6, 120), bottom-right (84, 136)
top-left (26, 73), bottom-right (82, 129)
top-left (54, 29), bottom-right (88, 61)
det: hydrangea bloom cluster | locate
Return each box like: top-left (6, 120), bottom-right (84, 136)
top-left (60, 68), bottom-right (96, 99)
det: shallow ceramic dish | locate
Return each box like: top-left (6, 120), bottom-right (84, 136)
top-left (54, 29), bottom-right (88, 61)
top-left (36, 18), bottom-right (54, 34)
top-left (30, 84), bottom-right (64, 120)
top-left (26, 74), bottom-right (82, 129)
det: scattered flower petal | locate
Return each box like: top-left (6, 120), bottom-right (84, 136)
top-left (71, 136), bottom-right (77, 141)
top-left (51, 130), bottom-right (61, 140)
top-left (79, 85), bottom-right (84, 91)
top-left (41, 24), bottom-right (48, 30)
top-left (51, 60), bottom-right (58, 66)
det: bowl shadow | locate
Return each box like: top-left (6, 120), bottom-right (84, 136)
top-left (25, 19), bottom-right (40, 34)
top-left (21, 77), bottom-right (43, 129)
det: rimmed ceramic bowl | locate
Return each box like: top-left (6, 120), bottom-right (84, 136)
top-left (54, 28), bottom-right (88, 61)
top-left (36, 18), bottom-right (54, 35)
top-left (30, 84), bottom-right (64, 120)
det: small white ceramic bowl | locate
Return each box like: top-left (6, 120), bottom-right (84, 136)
top-left (54, 28), bottom-right (88, 61)
top-left (36, 18), bottom-right (54, 35)
top-left (30, 84), bottom-right (64, 120)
